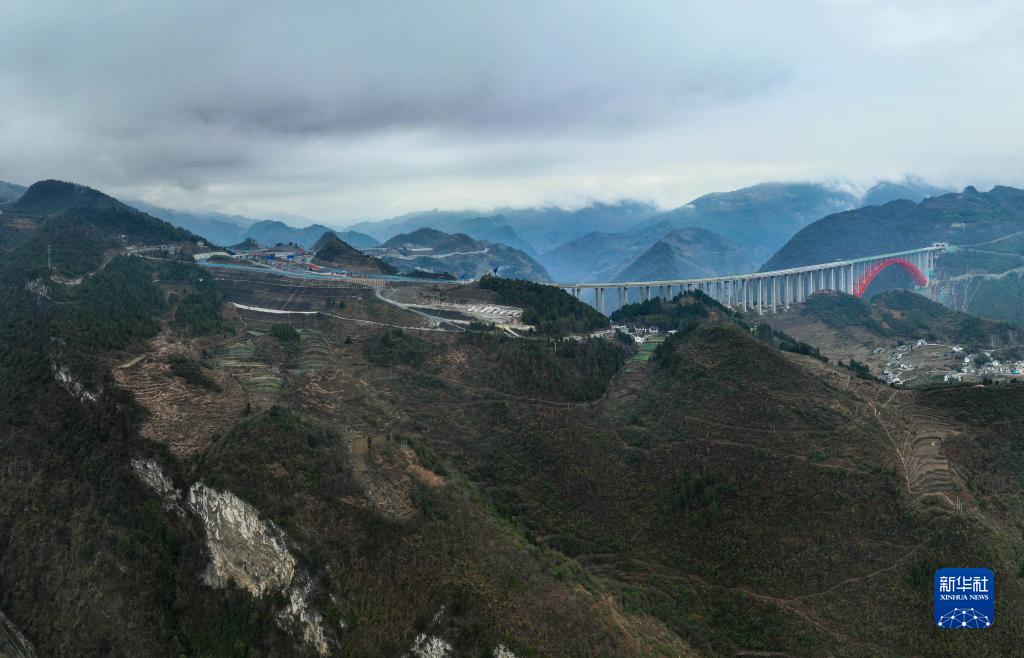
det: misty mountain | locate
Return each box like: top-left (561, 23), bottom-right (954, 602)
top-left (130, 202), bottom-right (380, 250)
top-left (348, 201), bottom-right (659, 254)
top-left (764, 186), bottom-right (1024, 269)
top-left (540, 180), bottom-right (951, 283)
top-left (614, 227), bottom-right (759, 282)
top-left (371, 227), bottom-right (551, 281)
top-left (861, 177), bottom-right (949, 207)
top-left (542, 182), bottom-right (857, 282)
top-left (763, 185), bottom-right (1024, 323)
top-left (0, 180), bottom-right (26, 205)
top-left (453, 216), bottom-right (539, 257)
top-left (129, 200), bottom-right (255, 247)
top-left (242, 220), bottom-right (378, 250)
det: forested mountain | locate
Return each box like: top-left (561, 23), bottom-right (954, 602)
top-left (1, 180), bottom-right (201, 278)
top-left (763, 185), bottom-right (1024, 324)
top-left (0, 179), bottom-right (26, 205)
top-left (4, 182), bottom-right (1024, 656)
top-left (764, 186), bottom-right (1024, 269)
top-left (539, 180), bottom-right (943, 283)
top-left (614, 227), bottom-right (758, 282)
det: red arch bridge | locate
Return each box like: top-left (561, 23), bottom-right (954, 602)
top-left (558, 244), bottom-right (947, 315)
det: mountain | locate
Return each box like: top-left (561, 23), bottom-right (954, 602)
top-left (5, 190), bottom-right (1024, 655)
top-left (453, 216), bottom-right (539, 257)
top-left (371, 227), bottom-right (552, 281)
top-left (128, 200), bottom-right (255, 246)
top-left (0, 180), bottom-right (26, 205)
top-left (229, 237), bottom-right (263, 251)
top-left (861, 176), bottom-right (949, 206)
top-left (242, 220), bottom-right (378, 250)
top-left (763, 185), bottom-right (1024, 323)
top-left (241, 220), bottom-right (338, 249)
top-left (764, 186), bottom-right (1024, 270)
top-left (2, 180), bottom-right (201, 278)
top-left (311, 232), bottom-right (396, 274)
top-left (542, 182), bottom-right (858, 282)
top-left (614, 227), bottom-right (758, 282)
top-left (131, 202), bottom-right (381, 251)
top-left (348, 201), bottom-right (660, 254)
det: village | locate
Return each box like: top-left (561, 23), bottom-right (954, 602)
top-left (873, 339), bottom-right (1024, 386)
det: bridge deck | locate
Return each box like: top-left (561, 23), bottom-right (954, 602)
top-left (555, 245), bottom-right (946, 289)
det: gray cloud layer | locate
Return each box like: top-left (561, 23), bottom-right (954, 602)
top-left (1, 1), bottom-right (1023, 220)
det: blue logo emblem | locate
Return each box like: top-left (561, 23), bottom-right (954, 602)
top-left (934, 568), bottom-right (994, 628)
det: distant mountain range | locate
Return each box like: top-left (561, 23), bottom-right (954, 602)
top-left (0, 180), bottom-right (26, 206)
top-left (614, 227), bottom-right (758, 282)
top-left (368, 227), bottom-right (552, 281)
top-left (128, 201), bottom-right (379, 250)
top-left (0, 176), bottom-right (954, 286)
top-left (542, 180), bottom-right (946, 283)
top-left (347, 201), bottom-right (660, 254)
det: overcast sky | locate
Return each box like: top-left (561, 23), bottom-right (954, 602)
top-left (1, 1), bottom-right (1023, 223)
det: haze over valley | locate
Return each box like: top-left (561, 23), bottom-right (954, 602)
top-left (4, 3), bottom-right (1024, 657)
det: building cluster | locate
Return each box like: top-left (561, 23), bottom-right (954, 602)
top-left (945, 350), bottom-right (1024, 381)
top-left (194, 244), bottom-right (311, 268)
top-left (602, 324), bottom-right (675, 344)
top-left (882, 343), bottom-right (918, 386)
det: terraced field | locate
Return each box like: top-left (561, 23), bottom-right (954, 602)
top-left (212, 268), bottom-right (374, 312)
top-left (631, 335), bottom-right (664, 363)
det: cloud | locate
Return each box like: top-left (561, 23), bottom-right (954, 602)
top-left (0, 1), bottom-right (1023, 219)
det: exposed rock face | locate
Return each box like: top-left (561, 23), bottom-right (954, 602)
top-left (409, 633), bottom-right (453, 658)
top-left (492, 644), bottom-right (517, 658)
top-left (131, 459), bottom-right (331, 655)
top-left (51, 363), bottom-right (98, 403)
top-left (187, 483), bottom-right (330, 654)
top-left (0, 610), bottom-right (36, 658)
top-left (131, 458), bottom-right (185, 516)
top-left (187, 483), bottom-right (297, 596)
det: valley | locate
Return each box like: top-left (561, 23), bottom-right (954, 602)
top-left (4, 4), bottom-right (1024, 654)
top-left (4, 181), bottom-right (1024, 655)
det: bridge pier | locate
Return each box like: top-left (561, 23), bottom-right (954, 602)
top-left (560, 245), bottom-right (945, 315)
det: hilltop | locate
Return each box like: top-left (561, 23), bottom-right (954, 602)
top-left (614, 227), bottom-right (757, 282)
top-left (371, 228), bottom-right (552, 281)
top-left (311, 231), bottom-right (397, 274)
top-left (0, 180), bottom-right (202, 278)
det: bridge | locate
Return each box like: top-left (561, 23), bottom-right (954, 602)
top-left (557, 244), bottom-right (948, 315)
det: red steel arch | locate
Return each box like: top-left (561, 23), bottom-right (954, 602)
top-left (853, 258), bottom-right (927, 298)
